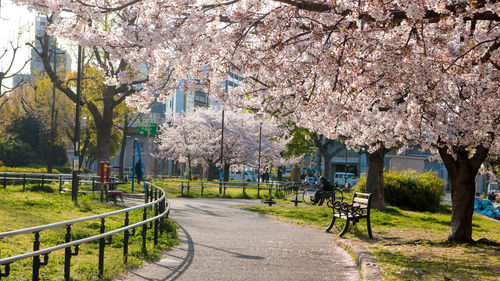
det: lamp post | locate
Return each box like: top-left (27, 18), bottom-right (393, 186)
top-left (71, 45), bottom-right (83, 202)
top-left (219, 78), bottom-right (227, 193)
top-left (258, 121), bottom-right (262, 186)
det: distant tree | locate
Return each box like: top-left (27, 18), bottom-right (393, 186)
top-left (156, 107), bottom-right (290, 180)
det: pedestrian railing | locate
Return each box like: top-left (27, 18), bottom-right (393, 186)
top-left (178, 179), bottom-right (295, 198)
top-left (0, 181), bottom-right (170, 281)
top-left (0, 172), bottom-right (116, 192)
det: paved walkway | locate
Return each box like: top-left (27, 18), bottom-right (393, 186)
top-left (115, 198), bottom-right (359, 281)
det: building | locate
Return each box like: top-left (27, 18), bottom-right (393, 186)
top-left (31, 16), bottom-right (71, 76)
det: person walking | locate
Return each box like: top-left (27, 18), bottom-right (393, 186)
top-left (135, 160), bottom-right (143, 183)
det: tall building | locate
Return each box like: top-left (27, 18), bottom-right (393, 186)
top-left (30, 16), bottom-right (71, 76)
top-left (165, 71), bottom-right (243, 117)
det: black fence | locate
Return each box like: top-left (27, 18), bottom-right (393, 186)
top-left (0, 179), bottom-right (170, 280)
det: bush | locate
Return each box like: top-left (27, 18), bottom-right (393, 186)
top-left (0, 166), bottom-right (61, 174)
top-left (355, 170), bottom-right (444, 211)
top-left (0, 136), bottom-right (36, 167)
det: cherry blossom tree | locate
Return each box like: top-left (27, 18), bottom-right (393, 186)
top-left (156, 107), bottom-right (290, 180)
top-left (13, 0), bottom-right (499, 242)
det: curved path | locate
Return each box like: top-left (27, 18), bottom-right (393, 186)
top-left (116, 198), bottom-right (359, 281)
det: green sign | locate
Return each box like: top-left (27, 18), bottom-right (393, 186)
top-left (138, 122), bottom-right (157, 135)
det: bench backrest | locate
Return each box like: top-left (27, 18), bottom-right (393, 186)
top-left (351, 192), bottom-right (372, 212)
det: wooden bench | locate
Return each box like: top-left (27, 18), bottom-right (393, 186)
top-left (325, 192), bottom-right (373, 238)
top-left (108, 190), bottom-right (124, 204)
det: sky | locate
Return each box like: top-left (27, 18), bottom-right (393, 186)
top-left (0, 0), bottom-right (77, 89)
top-left (0, 0), bottom-right (35, 76)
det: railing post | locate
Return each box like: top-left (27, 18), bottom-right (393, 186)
top-left (98, 218), bottom-right (106, 279)
top-left (3, 174), bottom-right (6, 189)
top-left (64, 225), bottom-right (72, 281)
top-left (180, 182), bottom-right (184, 196)
top-left (142, 207), bottom-right (147, 253)
top-left (59, 176), bottom-right (63, 193)
top-left (41, 175), bottom-right (45, 189)
top-left (159, 198), bottom-right (165, 234)
top-left (32, 231), bottom-right (41, 281)
top-left (201, 182), bottom-right (204, 198)
top-left (154, 202), bottom-right (159, 246)
top-left (92, 177), bottom-right (95, 192)
top-left (223, 182), bottom-right (226, 197)
top-left (124, 212), bottom-right (129, 264)
top-left (23, 174), bottom-right (26, 191)
top-left (145, 187), bottom-right (149, 203)
top-left (150, 187), bottom-right (154, 202)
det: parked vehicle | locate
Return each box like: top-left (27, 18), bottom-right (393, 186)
top-left (229, 170), bottom-right (257, 182)
top-left (333, 172), bottom-right (358, 187)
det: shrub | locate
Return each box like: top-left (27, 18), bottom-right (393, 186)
top-left (0, 166), bottom-right (61, 174)
top-left (0, 136), bottom-right (35, 167)
top-left (355, 170), bottom-right (444, 211)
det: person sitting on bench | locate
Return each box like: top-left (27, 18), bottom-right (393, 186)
top-left (314, 176), bottom-right (333, 206)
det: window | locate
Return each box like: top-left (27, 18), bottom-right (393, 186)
top-left (194, 90), bottom-right (207, 107)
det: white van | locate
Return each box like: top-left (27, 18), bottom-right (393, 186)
top-left (333, 172), bottom-right (358, 187)
top-left (229, 170), bottom-right (257, 182)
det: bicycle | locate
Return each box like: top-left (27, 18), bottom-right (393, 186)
top-left (302, 184), bottom-right (344, 206)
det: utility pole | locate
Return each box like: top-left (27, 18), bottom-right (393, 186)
top-left (47, 40), bottom-right (57, 173)
top-left (71, 46), bottom-right (83, 202)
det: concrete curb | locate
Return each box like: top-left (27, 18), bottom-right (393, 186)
top-left (332, 238), bottom-right (383, 281)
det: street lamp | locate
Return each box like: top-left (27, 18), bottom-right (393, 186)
top-left (219, 78), bottom-right (228, 193)
top-left (258, 121), bottom-right (262, 186)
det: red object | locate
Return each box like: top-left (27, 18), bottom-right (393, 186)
top-left (105, 162), bottom-right (111, 183)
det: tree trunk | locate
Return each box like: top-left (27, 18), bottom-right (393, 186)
top-left (224, 163), bottom-right (230, 182)
top-left (95, 118), bottom-right (112, 175)
top-left (324, 154), bottom-right (333, 180)
top-left (438, 146), bottom-right (488, 242)
top-left (207, 163), bottom-right (215, 181)
top-left (448, 164), bottom-right (476, 242)
top-left (187, 155), bottom-right (192, 180)
top-left (365, 146), bottom-right (388, 209)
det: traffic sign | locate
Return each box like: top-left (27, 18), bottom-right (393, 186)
top-left (138, 122), bottom-right (157, 135)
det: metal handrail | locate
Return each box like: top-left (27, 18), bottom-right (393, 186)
top-left (0, 207), bottom-right (168, 265)
top-left (0, 180), bottom-right (171, 280)
top-left (0, 191), bottom-right (164, 239)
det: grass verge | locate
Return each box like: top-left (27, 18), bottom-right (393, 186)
top-left (151, 179), bottom-right (288, 200)
top-left (0, 183), bottom-right (178, 281)
top-left (240, 195), bottom-right (500, 281)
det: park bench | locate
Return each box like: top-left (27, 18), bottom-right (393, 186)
top-left (107, 182), bottom-right (126, 204)
top-left (325, 192), bottom-right (373, 238)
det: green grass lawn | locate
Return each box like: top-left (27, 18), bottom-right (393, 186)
top-left (0, 183), bottom-right (178, 281)
top-left (240, 194), bottom-right (500, 281)
top-left (151, 179), bottom-right (288, 200)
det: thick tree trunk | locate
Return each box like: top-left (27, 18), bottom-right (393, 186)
top-left (448, 165), bottom-right (476, 242)
top-left (365, 146), bottom-right (388, 209)
top-left (95, 119), bottom-right (112, 175)
top-left (207, 163), bottom-right (215, 181)
top-left (324, 154), bottom-right (333, 180)
top-left (439, 146), bottom-right (488, 242)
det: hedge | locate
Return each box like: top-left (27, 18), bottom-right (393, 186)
top-left (355, 170), bottom-right (444, 211)
top-left (0, 166), bottom-right (61, 174)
